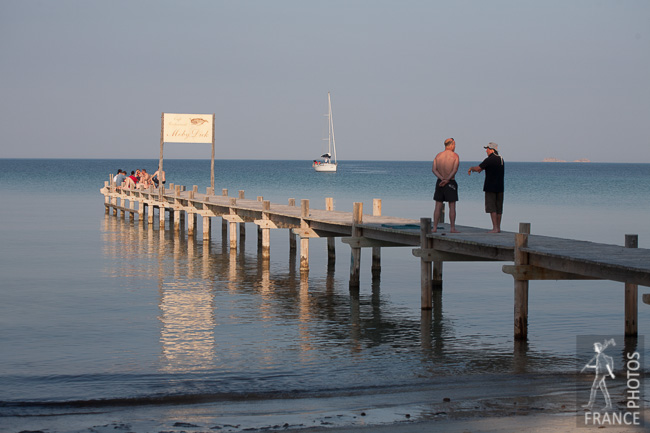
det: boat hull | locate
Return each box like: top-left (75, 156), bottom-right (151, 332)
top-left (313, 163), bottom-right (337, 172)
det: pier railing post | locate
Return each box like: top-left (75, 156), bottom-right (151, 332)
top-left (349, 202), bottom-right (363, 289)
top-left (514, 222), bottom-right (531, 340)
top-left (420, 218), bottom-right (433, 309)
top-left (300, 199), bottom-right (310, 273)
top-left (625, 234), bottom-right (639, 337)
top-left (372, 199), bottom-right (381, 279)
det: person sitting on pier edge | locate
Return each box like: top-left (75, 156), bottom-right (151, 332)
top-left (432, 137), bottom-right (460, 233)
top-left (468, 142), bottom-right (505, 233)
top-left (138, 168), bottom-right (151, 189)
top-left (114, 170), bottom-right (127, 189)
top-left (121, 171), bottom-right (138, 189)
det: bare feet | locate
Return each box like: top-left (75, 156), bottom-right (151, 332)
top-left (450, 228), bottom-right (460, 233)
top-left (487, 229), bottom-right (501, 233)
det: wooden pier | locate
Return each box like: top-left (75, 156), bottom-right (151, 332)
top-left (101, 181), bottom-right (650, 340)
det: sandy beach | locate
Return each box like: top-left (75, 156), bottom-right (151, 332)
top-left (4, 373), bottom-right (647, 433)
top-left (5, 408), bottom-right (647, 433)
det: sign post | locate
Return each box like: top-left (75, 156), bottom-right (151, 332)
top-left (159, 112), bottom-right (215, 199)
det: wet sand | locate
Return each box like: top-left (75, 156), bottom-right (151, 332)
top-left (3, 374), bottom-right (647, 433)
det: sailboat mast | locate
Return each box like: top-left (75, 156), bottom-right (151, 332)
top-left (328, 92), bottom-right (337, 164)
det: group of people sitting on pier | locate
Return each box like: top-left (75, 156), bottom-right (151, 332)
top-left (113, 168), bottom-right (165, 190)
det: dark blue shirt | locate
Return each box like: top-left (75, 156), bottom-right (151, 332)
top-left (479, 153), bottom-right (505, 193)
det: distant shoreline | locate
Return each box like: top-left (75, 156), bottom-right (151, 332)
top-left (543, 157), bottom-right (591, 163)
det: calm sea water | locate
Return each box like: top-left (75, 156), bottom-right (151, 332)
top-left (0, 159), bottom-right (649, 427)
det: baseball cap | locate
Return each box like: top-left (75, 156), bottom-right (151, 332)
top-left (484, 142), bottom-right (498, 151)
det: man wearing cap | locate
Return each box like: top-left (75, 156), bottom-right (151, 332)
top-left (432, 138), bottom-right (460, 233)
top-left (468, 142), bottom-right (505, 233)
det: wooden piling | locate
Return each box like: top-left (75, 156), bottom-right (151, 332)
top-left (300, 199), bottom-right (310, 272)
top-left (349, 202), bottom-right (363, 288)
top-left (326, 198), bottom-right (335, 263)
top-left (372, 199), bottom-right (381, 277)
top-left (203, 215), bottom-right (211, 241)
top-left (148, 200), bottom-right (154, 225)
top-left (173, 185), bottom-right (181, 232)
top-left (104, 181), bottom-right (110, 214)
top-left (222, 189), bottom-right (228, 235)
top-left (229, 197), bottom-right (237, 250)
top-left (289, 198), bottom-right (297, 252)
top-left (433, 203), bottom-right (443, 288)
top-left (159, 203), bottom-right (166, 229)
top-left (625, 234), bottom-right (639, 337)
top-left (514, 222), bottom-right (531, 340)
top-left (188, 190), bottom-right (195, 236)
top-left (420, 218), bottom-right (433, 309)
top-left (239, 191), bottom-right (246, 240)
top-left (262, 200), bottom-right (271, 259)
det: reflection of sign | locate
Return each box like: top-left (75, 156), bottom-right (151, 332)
top-left (163, 113), bottom-right (213, 143)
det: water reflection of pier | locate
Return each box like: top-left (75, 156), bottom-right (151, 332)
top-left (102, 217), bottom-right (450, 373)
top-left (101, 216), bottom-right (578, 375)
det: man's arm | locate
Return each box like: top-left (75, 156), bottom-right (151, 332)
top-left (449, 154), bottom-right (459, 179)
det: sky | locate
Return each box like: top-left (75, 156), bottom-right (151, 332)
top-left (1, 0), bottom-right (649, 162)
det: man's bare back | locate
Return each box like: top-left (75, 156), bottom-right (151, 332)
top-left (433, 149), bottom-right (459, 186)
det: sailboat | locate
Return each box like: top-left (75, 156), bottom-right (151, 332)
top-left (313, 92), bottom-right (338, 172)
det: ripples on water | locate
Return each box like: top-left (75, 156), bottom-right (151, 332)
top-left (0, 159), bottom-right (648, 413)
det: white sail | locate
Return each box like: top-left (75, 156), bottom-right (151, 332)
top-left (313, 92), bottom-right (338, 172)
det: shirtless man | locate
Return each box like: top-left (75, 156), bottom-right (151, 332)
top-left (139, 169), bottom-right (151, 189)
top-left (432, 138), bottom-right (460, 233)
top-left (152, 167), bottom-right (166, 188)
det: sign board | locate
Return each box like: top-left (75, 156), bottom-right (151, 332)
top-left (159, 112), bottom-right (216, 195)
top-left (163, 113), bottom-right (213, 144)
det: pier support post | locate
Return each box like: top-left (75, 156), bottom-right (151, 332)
top-left (203, 216), bottom-right (211, 241)
top-left (289, 199), bottom-right (297, 253)
top-left (229, 197), bottom-right (238, 251)
top-left (222, 189), bottom-right (229, 235)
top-left (104, 181), bottom-right (110, 214)
top-left (420, 218), bottom-right (433, 309)
top-left (148, 201), bottom-right (154, 225)
top-left (625, 234), bottom-right (639, 337)
top-left (262, 200), bottom-right (271, 259)
top-left (433, 204), bottom-right (443, 287)
top-left (300, 199), bottom-right (310, 272)
top-left (173, 186), bottom-right (182, 232)
top-left (239, 191), bottom-right (246, 240)
top-left (188, 191), bottom-right (195, 237)
top-left (326, 198), bottom-right (336, 264)
top-left (371, 199), bottom-right (382, 278)
top-left (349, 202), bottom-right (363, 289)
top-left (257, 196), bottom-right (264, 248)
top-left (514, 222), bottom-right (531, 340)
